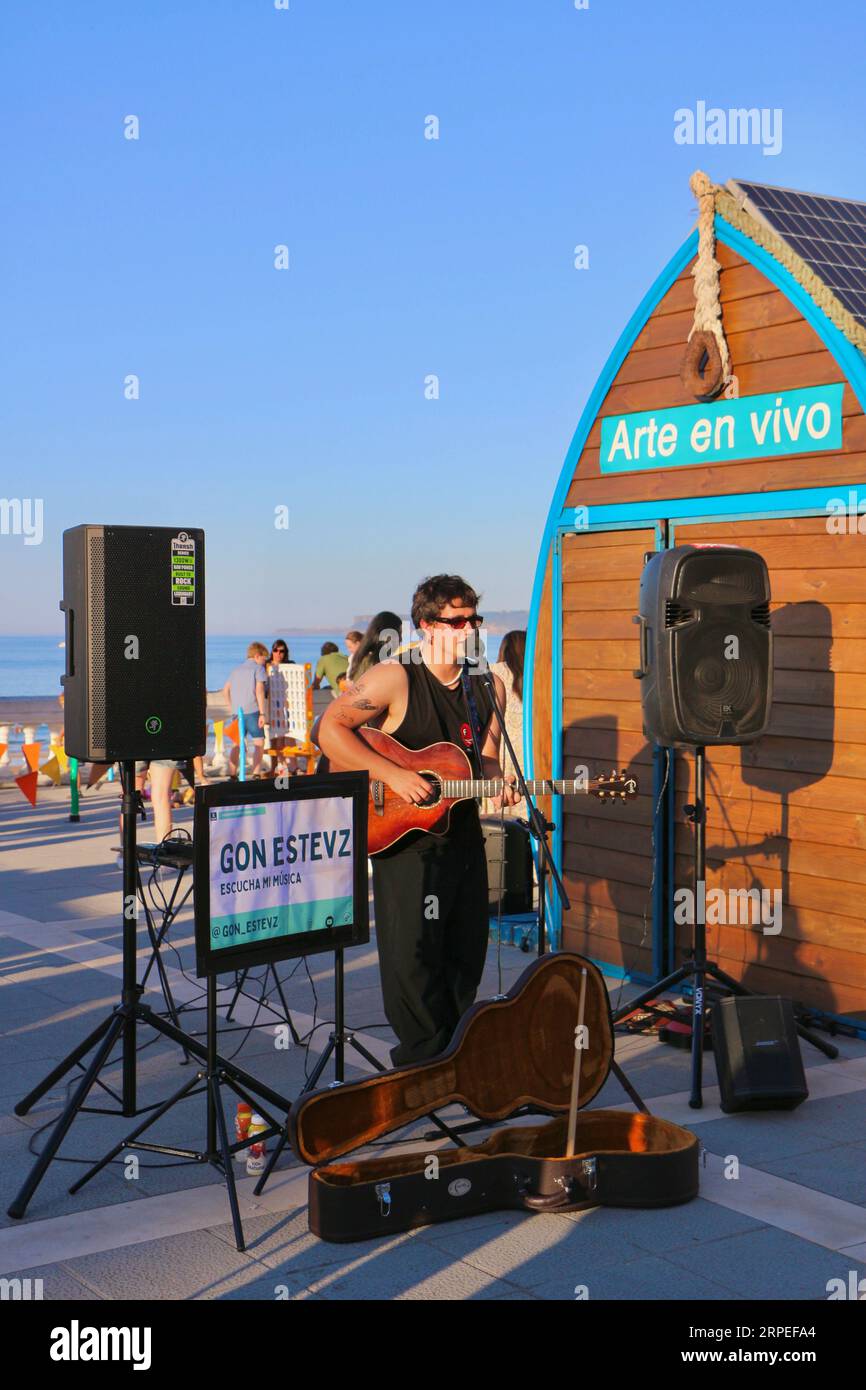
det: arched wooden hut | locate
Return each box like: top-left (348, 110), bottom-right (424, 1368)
top-left (525, 173), bottom-right (866, 1033)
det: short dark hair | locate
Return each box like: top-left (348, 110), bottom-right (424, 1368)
top-left (321, 641), bottom-right (339, 655)
top-left (411, 575), bottom-right (480, 630)
top-left (345, 630), bottom-right (363, 643)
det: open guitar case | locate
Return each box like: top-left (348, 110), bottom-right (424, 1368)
top-left (290, 953), bottom-right (700, 1242)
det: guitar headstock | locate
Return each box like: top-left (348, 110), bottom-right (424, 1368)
top-left (593, 770), bottom-right (639, 802)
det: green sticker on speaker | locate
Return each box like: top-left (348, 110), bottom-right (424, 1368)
top-left (171, 532), bottom-right (196, 606)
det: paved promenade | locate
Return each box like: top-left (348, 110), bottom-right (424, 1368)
top-left (1, 782), bottom-right (865, 1301)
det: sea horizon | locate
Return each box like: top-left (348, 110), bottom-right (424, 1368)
top-left (0, 630), bottom-right (506, 700)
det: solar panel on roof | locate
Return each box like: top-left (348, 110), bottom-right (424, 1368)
top-left (730, 179), bottom-right (866, 331)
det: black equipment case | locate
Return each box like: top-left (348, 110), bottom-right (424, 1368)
top-left (711, 995), bottom-right (808, 1112)
top-left (290, 953), bottom-right (700, 1242)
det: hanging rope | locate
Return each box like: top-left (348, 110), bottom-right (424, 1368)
top-left (681, 170), bottom-right (731, 400)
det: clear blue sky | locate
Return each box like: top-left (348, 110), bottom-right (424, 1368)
top-left (2, 0), bottom-right (864, 633)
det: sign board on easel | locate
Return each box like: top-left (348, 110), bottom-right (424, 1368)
top-left (193, 771), bottom-right (369, 977)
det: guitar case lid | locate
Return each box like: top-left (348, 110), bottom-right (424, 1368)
top-left (291, 952), bottom-right (613, 1167)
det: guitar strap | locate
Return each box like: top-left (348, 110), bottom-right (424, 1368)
top-left (460, 662), bottom-right (487, 783)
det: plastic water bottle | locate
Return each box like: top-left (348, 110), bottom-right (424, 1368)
top-left (246, 1114), bottom-right (268, 1176)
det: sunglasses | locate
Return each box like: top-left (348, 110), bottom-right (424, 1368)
top-left (272, 647), bottom-right (288, 656)
top-left (431, 614), bottom-right (483, 629)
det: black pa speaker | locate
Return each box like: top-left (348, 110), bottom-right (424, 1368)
top-left (634, 544), bottom-right (772, 746)
top-left (711, 995), bottom-right (808, 1112)
top-left (61, 524), bottom-right (206, 762)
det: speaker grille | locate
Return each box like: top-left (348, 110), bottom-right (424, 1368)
top-left (88, 531), bottom-right (106, 753)
top-left (751, 602), bottom-right (771, 628)
top-left (675, 620), bottom-right (768, 739)
top-left (678, 552), bottom-right (766, 605)
top-left (665, 600), bottom-right (694, 628)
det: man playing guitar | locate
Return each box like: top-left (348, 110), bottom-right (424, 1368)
top-left (318, 575), bottom-right (519, 1065)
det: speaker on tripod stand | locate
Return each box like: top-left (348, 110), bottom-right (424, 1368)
top-left (613, 543), bottom-right (836, 1107)
top-left (8, 526), bottom-right (291, 1248)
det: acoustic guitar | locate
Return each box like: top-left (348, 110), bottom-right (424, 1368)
top-left (330, 726), bottom-right (639, 855)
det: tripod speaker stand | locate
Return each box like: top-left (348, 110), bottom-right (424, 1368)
top-left (8, 764), bottom-right (291, 1247)
top-left (626, 544), bottom-right (839, 1106)
top-left (611, 745), bottom-right (837, 1107)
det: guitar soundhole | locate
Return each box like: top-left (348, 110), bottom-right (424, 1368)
top-left (418, 773), bottom-right (442, 808)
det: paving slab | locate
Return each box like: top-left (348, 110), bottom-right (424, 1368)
top-left (58, 1228), bottom-right (273, 1301)
top-left (663, 1225), bottom-right (865, 1301)
top-left (3, 784), bottom-right (866, 1301)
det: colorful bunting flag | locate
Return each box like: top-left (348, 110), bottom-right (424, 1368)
top-left (15, 771), bottom-right (39, 807)
top-left (51, 744), bottom-right (69, 773)
top-left (40, 755), bottom-right (62, 786)
top-left (224, 718), bottom-right (239, 745)
top-left (22, 742), bottom-right (41, 772)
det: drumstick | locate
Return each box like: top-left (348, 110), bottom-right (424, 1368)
top-left (566, 967), bottom-right (588, 1159)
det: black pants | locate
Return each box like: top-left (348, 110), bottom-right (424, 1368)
top-left (371, 824), bottom-right (489, 1066)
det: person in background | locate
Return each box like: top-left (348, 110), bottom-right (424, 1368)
top-left (266, 639), bottom-right (292, 775)
top-left (484, 629), bottom-right (526, 818)
top-left (131, 760), bottom-right (177, 841)
top-left (344, 630), bottom-right (363, 665)
top-left (348, 610), bottom-right (403, 682)
top-left (312, 612), bottom-right (402, 764)
top-left (313, 641), bottom-right (348, 697)
top-left (222, 642), bottom-right (269, 777)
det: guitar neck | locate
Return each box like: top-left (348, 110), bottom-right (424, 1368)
top-left (440, 777), bottom-right (589, 799)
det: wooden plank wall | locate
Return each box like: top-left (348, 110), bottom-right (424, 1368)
top-left (529, 234), bottom-right (866, 1018)
top-left (674, 517), bottom-right (866, 1022)
top-left (560, 528), bottom-right (658, 976)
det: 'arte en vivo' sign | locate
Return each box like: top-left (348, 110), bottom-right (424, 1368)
top-left (600, 384), bottom-right (844, 474)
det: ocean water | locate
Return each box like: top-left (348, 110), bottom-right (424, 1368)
top-left (0, 632), bottom-right (503, 699)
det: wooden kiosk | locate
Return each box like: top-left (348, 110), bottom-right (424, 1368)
top-left (525, 173), bottom-right (866, 1032)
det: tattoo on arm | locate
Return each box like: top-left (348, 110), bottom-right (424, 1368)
top-left (351, 697), bottom-right (380, 711)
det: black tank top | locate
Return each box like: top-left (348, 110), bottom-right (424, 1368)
top-left (384, 656), bottom-right (495, 852)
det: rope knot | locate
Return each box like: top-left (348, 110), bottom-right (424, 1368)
top-left (683, 169), bottom-right (731, 396)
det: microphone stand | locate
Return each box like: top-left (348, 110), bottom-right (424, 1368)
top-left (439, 658), bottom-right (648, 1140)
top-left (465, 657), bottom-right (570, 952)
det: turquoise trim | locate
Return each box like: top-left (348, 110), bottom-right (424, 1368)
top-left (549, 533), bottom-right (563, 948)
top-left (560, 483), bottom-right (866, 530)
top-left (590, 958), bottom-right (655, 987)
